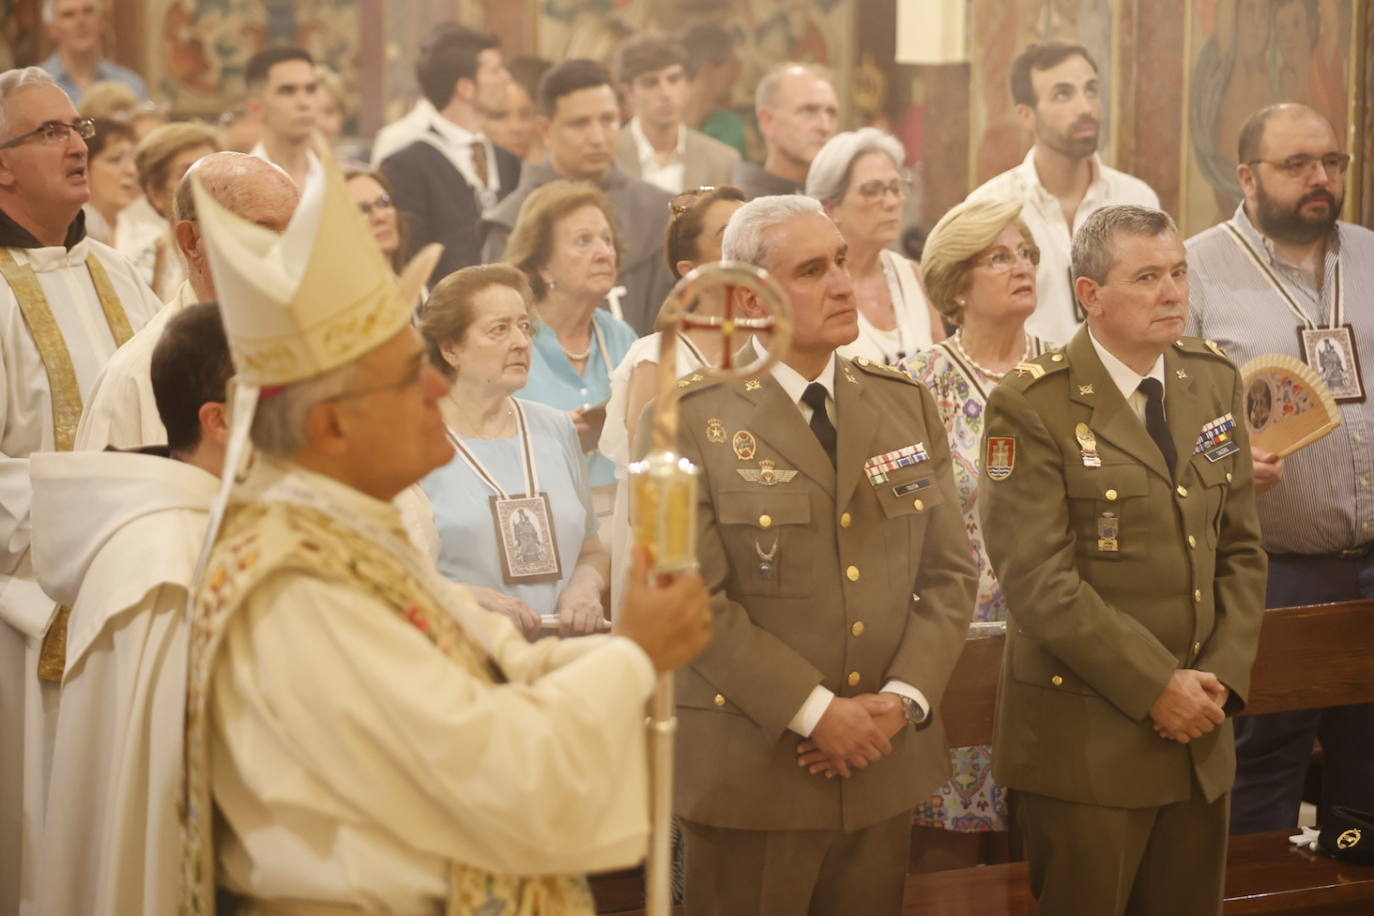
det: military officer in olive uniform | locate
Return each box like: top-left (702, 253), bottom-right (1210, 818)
top-left (980, 205), bottom-right (1267, 916)
top-left (666, 196), bottom-right (977, 915)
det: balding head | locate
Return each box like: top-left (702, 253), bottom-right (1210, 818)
top-left (1236, 103), bottom-right (1334, 165)
top-left (173, 152), bottom-right (300, 301)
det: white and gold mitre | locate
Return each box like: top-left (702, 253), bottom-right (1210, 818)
top-left (191, 152), bottom-right (440, 387)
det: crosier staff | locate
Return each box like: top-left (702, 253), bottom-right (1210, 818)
top-left (629, 261), bottom-right (791, 916)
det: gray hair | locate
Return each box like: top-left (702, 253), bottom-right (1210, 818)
top-left (249, 361), bottom-right (356, 457)
top-left (805, 128), bottom-right (905, 203)
top-left (43, 0), bottom-right (101, 24)
top-left (1071, 205), bottom-right (1179, 285)
top-left (754, 61), bottom-right (832, 116)
top-left (721, 194), bottom-right (825, 269)
top-left (0, 68), bottom-right (59, 140)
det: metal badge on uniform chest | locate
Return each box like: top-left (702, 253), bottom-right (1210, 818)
top-left (754, 537), bottom-right (778, 578)
top-left (732, 430), bottom-right (757, 460)
top-left (1075, 422), bottom-right (1101, 468)
top-left (1097, 512), bottom-right (1119, 552)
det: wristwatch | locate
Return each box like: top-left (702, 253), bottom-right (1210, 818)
top-left (898, 695), bottom-right (927, 730)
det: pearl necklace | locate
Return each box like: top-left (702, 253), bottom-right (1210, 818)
top-left (950, 330), bottom-right (1030, 380)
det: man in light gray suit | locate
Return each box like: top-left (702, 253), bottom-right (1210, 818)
top-left (480, 59), bottom-right (674, 335)
top-left (613, 33), bottom-right (740, 195)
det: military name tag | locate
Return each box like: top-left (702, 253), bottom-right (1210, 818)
top-left (1203, 440), bottom-right (1241, 462)
top-left (893, 478), bottom-right (932, 497)
top-left (1097, 512), bottom-right (1119, 552)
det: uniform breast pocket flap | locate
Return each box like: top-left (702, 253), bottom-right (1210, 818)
top-left (874, 465), bottom-right (946, 520)
top-left (1064, 465), bottom-right (1150, 502)
top-left (718, 490), bottom-right (811, 529)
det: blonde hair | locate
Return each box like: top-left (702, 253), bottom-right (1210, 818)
top-left (134, 122), bottom-right (221, 197)
top-left (503, 180), bottom-right (623, 301)
top-left (79, 81), bottom-right (139, 120)
top-left (315, 65), bottom-right (354, 118)
top-left (921, 198), bottom-right (1033, 326)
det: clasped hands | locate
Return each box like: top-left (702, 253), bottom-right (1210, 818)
top-left (1150, 669), bottom-right (1229, 743)
top-left (795, 693), bottom-right (907, 779)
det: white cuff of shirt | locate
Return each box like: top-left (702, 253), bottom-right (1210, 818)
top-left (881, 679), bottom-right (931, 723)
top-left (788, 685), bottom-right (835, 737)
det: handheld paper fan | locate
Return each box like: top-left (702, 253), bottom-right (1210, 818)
top-left (1238, 354), bottom-right (1341, 457)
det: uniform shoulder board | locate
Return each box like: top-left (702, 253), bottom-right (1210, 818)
top-left (675, 372), bottom-right (726, 398)
top-left (1002, 349), bottom-right (1069, 390)
top-left (850, 356), bottom-right (920, 386)
top-left (1172, 336), bottom-right (1233, 363)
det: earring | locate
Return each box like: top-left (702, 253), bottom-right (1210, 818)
top-left (956, 298), bottom-right (966, 306)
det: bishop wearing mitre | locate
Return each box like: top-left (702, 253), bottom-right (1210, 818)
top-left (181, 149), bottom-right (713, 914)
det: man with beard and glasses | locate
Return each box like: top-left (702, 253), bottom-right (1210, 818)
top-left (1186, 102), bottom-right (1374, 836)
top-left (380, 25), bottom-right (521, 283)
top-left (967, 41), bottom-right (1159, 343)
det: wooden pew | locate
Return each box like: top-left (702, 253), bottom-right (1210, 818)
top-left (595, 600), bottom-right (1374, 915)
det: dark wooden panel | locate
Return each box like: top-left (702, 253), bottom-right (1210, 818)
top-left (937, 632), bottom-right (1001, 749)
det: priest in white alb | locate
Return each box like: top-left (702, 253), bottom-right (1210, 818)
top-left (0, 67), bottom-right (160, 915)
top-left (31, 303), bottom-right (231, 916)
top-left (75, 152), bottom-right (299, 450)
top-left (183, 150), bottom-right (714, 913)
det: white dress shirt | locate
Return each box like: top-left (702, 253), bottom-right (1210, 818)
top-left (423, 113), bottom-right (501, 208)
top-left (628, 117), bottom-right (686, 195)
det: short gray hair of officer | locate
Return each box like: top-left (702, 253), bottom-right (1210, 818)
top-left (1071, 204), bottom-right (1179, 286)
top-left (721, 194), bottom-right (826, 269)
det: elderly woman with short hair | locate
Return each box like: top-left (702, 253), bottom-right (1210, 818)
top-left (897, 197), bottom-right (1053, 840)
top-left (807, 127), bottom-right (944, 365)
top-left (503, 180), bottom-right (639, 530)
top-left (419, 263), bottom-right (609, 638)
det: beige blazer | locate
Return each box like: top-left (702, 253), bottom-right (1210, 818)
top-left (615, 124), bottom-right (741, 192)
top-left (665, 356), bottom-right (977, 832)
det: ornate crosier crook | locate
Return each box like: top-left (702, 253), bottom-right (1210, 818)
top-left (629, 261), bottom-right (791, 915)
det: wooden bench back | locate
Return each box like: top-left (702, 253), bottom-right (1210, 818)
top-left (940, 600), bottom-right (1374, 748)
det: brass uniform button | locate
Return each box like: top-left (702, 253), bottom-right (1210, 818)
top-left (1226, 472), bottom-right (1233, 483)
top-left (758, 514), bottom-right (772, 528)
top-left (913, 498), bottom-right (925, 511)
top-left (1194, 589), bottom-right (1203, 602)
top-left (840, 512), bottom-right (852, 528)
top-left (851, 621), bottom-right (865, 637)
top-left (1187, 535), bottom-right (1197, 548)
top-left (1051, 675), bottom-right (1064, 686)
top-left (847, 671), bottom-right (861, 687)
top-left (846, 565), bottom-right (860, 581)
top-left (1193, 641), bottom-right (1202, 655)
top-left (1176, 485), bottom-right (1189, 498)
top-left (1051, 353), bottom-right (1064, 362)
top-left (1105, 488), bottom-right (1118, 501)
top-left (713, 694), bottom-right (726, 707)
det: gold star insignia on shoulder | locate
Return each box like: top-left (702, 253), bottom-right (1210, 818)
top-left (1205, 339), bottom-right (1228, 358)
top-left (744, 378), bottom-right (762, 391)
top-left (676, 378), bottom-right (691, 388)
top-left (690, 373), bottom-right (704, 382)
top-left (1078, 384), bottom-right (1094, 396)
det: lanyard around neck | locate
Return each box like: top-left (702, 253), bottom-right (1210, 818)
top-left (447, 399), bottom-right (539, 498)
top-left (1224, 220), bottom-right (1342, 330)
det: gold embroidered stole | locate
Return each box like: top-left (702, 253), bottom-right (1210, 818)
top-left (182, 497), bottom-right (594, 916)
top-left (0, 247), bottom-right (136, 681)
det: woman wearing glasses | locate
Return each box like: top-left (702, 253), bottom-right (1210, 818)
top-left (806, 128), bottom-right (945, 365)
top-left (599, 184), bottom-right (745, 615)
top-left (345, 168), bottom-right (408, 274)
top-left (896, 197), bottom-right (1052, 848)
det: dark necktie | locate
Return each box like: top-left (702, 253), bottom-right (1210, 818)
top-left (1138, 377), bottom-right (1177, 473)
top-left (801, 382), bottom-right (837, 467)
top-left (471, 140), bottom-right (491, 187)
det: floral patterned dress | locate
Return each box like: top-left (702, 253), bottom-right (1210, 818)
top-left (898, 335), bottom-right (1051, 832)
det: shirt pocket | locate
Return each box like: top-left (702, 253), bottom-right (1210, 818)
top-left (1064, 465), bottom-right (1150, 562)
top-left (717, 489), bottom-right (812, 598)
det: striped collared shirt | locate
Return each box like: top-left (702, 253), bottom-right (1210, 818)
top-left (1186, 203), bottom-right (1374, 554)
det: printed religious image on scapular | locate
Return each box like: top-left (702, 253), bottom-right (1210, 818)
top-left (1301, 326), bottom-right (1365, 403)
top-left (493, 495), bottom-right (563, 584)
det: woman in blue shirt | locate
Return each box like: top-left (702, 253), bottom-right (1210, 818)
top-left (502, 181), bottom-right (639, 533)
top-left (420, 263), bottom-right (608, 638)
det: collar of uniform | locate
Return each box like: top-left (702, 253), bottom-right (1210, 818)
top-left (1088, 328), bottom-right (1164, 403)
top-left (1017, 145), bottom-right (1106, 202)
top-left (0, 205), bottom-right (86, 250)
top-left (428, 110), bottom-right (483, 150)
top-left (628, 117), bottom-right (685, 171)
top-left (753, 336), bottom-right (838, 409)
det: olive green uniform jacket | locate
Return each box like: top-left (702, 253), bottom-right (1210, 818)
top-left (979, 329), bottom-right (1267, 808)
top-left (667, 356), bottom-right (978, 832)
